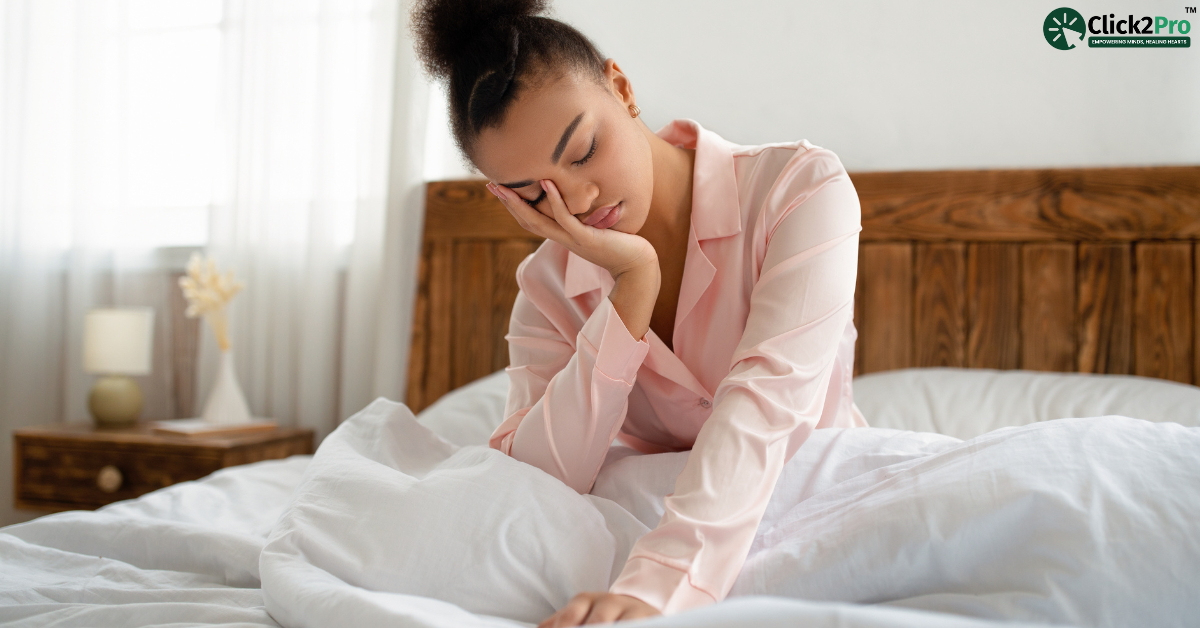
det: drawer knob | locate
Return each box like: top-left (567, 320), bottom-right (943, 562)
top-left (96, 465), bottom-right (123, 493)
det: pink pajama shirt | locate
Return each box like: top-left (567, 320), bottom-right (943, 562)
top-left (488, 118), bottom-right (868, 614)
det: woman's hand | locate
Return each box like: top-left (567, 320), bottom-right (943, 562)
top-left (537, 592), bottom-right (661, 627)
top-left (488, 178), bottom-right (660, 340)
top-left (487, 179), bottom-right (657, 280)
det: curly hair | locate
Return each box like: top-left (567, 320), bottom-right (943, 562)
top-left (409, 0), bottom-right (609, 168)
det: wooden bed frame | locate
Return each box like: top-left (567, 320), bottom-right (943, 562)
top-left (405, 166), bottom-right (1200, 414)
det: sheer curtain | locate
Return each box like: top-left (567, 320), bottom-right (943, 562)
top-left (0, 0), bottom-right (431, 526)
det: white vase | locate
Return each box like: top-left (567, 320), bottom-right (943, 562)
top-left (201, 350), bottom-right (253, 424)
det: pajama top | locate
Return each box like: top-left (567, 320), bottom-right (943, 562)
top-left (488, 118), bottom-right (868, 614)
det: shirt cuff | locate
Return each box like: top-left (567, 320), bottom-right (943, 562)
top-left (580, 297), bottom-right (650, 384)
top-left (608, 555), bottom-right (718, 615)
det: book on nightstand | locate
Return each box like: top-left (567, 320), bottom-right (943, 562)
top-left (149, 417), bottom-right (278, 438)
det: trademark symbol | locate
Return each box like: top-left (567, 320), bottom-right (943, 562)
top-left (1187, 6), bottom-right (1197, 13)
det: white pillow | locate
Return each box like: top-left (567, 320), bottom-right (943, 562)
top-left (853, 367), bottom-right (1200, 439)
top-left (416, 367), bottom-right (1200, 444)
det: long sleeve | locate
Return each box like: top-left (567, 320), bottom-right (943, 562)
top-left (488, 268), bottom-right (650, 494)
top-left (608, 154), bottom-right (862, 613)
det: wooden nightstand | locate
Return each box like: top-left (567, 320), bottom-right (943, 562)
top-left (13, 422), bottom-right (314, 512)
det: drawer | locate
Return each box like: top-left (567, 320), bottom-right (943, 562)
top-left (15, 440), bottom-right (223, 510)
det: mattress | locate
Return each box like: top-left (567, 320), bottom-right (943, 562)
top-left (3, 367), bottom-right (1198, 628)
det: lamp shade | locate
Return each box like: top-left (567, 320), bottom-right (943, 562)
top-left (83, 308), bottom-right (155, 375)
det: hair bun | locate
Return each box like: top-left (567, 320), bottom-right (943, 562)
top-left (410, 0), bottom-right (550, 83)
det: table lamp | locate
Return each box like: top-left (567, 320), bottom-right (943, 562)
top-left (83, 308), bottom-right (155, 427)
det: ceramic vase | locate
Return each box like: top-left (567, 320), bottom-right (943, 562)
top-left (200, 350), bottom-right (253, 424)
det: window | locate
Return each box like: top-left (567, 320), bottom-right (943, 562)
top-left (114, 0), bottom-right (223, 248)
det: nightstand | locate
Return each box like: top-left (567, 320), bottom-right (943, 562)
top-left (13, 422), bottom-right (314, 511)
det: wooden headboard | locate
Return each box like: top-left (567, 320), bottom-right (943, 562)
top-left (406, 166), bottom-right (1200, 414)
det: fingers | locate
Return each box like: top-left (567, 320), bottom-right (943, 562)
top-left (487, 182), bottom-right (568, 242)
top-left (581, 599), bottom-right (624, 625)
top-left (540, 179), bottom-right (590, 241)
top-left (538, 592), bottom-right (659, 628)
top-left (615, 605), bottom-right (659, 622)
top-left (550, 593), bottom-right (597, 628)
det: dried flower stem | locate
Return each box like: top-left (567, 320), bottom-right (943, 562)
top-left (178, 253), bottom-right (244, 353)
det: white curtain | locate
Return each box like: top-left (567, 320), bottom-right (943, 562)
top-left (0, 0), bottom-right (432, 526)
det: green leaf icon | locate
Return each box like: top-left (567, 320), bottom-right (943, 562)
top-left (1045, 8), bottom-right (1086, 50)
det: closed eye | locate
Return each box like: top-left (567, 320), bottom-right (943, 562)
top-left (522, 190), bottom-right (546, 207)
top-left (573, 136), bottom-right (597, 166)
top-left (521, 136), bottom-right (596, 208)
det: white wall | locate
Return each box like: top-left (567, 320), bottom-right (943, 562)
top-left (425, 0), bottom-right (1199, 176)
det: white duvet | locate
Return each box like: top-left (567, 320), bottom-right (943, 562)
top-left (260, 397), bottom-right (1200, 628)
top-left (5, 367), bottom-right (1200, 628)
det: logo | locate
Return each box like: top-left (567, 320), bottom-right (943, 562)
top-left (1045, 8), bottom-right (1086, 49)
top-left (1043, 7), bottom-right (1192, 49)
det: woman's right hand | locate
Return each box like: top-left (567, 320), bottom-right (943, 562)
top-left (487, 179), bottom-right (657, 280)
top-left (488, 178), bottom-right (661, 341)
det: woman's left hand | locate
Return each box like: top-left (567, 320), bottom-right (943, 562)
top-left (537, 592), bottom-right (661, 627)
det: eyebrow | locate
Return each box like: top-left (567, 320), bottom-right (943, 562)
top-left (496, 111), bottom-right (584, 188)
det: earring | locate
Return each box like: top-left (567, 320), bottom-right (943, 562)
top-left (628, 104), bottom-right (641, 118)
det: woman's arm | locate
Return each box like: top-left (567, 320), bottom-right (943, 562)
top-left (608, 149), bottom-right (863, 613)
top-left (486, 180), bottom-right (660, 494)
top-left (490, 276), bottom-right (650, 493)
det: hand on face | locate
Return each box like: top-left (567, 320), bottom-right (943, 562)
top-left (536, 592), bottom-right (661, 627)
top-left (488, 179), bottom-right (657, 279)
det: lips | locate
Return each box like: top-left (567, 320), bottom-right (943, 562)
top-left (582, 202), bottom-right (620, 227)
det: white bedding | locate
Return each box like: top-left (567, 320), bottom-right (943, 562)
top-left (0, 455), bottom-right (310, 627)
top-left (4, 367), bottom-right (1199, 628)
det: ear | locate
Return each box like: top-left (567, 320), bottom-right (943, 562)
top-left (602, 58), bottom-right (635, 109)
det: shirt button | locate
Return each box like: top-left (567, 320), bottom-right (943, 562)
top-left (699, 398), bottom-right (711, 408)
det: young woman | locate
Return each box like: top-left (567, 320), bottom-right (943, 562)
top-left (411, 1), bottom-right (868, 625)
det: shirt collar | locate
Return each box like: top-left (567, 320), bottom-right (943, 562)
top-left (564, 118), bottom-right (741, 298)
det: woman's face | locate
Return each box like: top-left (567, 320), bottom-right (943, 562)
top-left (471, 61), bottom-right (654, 235)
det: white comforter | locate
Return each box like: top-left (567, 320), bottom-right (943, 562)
top-left (3, 392), bottom-right (1198, 628)
top-left (259, 398), bottom-right (1199, 628)
top-left (0, 455), bottom-right (310, 627)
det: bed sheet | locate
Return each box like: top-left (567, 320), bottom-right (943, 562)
top-left (0, 455), bottom-right (310, 628)
top-left (262, 397), bottom-right (1199, 628)
top-left (5, 366), bottom-right (1199, 628)
top-left (0, 438), bottom-right (1052, 628)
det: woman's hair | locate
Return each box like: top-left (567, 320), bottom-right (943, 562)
top-left (409, 0), bottom-right (609, 166)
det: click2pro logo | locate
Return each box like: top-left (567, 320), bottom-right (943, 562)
top-left (1043, 6), bottom-right (1192, 49)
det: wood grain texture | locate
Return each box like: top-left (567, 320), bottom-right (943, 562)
top-left (1134, 242), bottom-right (1193, 384)
top-left (1077, 243), bottom-right (1132, 374)
top-left (853, 166), bottom-right (1200, 242)
top-left (1021, 243), bottom-right (1077, 372)
top-left (409, 168), bottom-right (1200, 411)
top-left (856, 243), bottom-right (913, 373)
top-left (424, 180), bottom-right (533, 240)
top-left (492, 240), bottom-right (539, 373)
top-left (452, 241), bottom-right (496, 388)
top-left (14, 423), bottom-right (313, 511)
top-left (914, 242), bottom-right (966, 367)
top-left (967, 243), bottom-right (1020, 369)
top-left (405, 246), bottom-right (432, 411)
top-left (405, 181), bottom-right (545, 412)
top-left (424, 240), bottom-right (455, 406)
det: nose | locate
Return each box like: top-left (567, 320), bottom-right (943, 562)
top-left (559, 179), bottom-right (599, 217)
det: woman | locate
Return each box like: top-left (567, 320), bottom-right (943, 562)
top-left (410, 0), bottom-right (868, 625)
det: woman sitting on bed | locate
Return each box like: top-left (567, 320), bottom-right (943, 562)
top-left (411, 0), bottom-right (868, 625)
